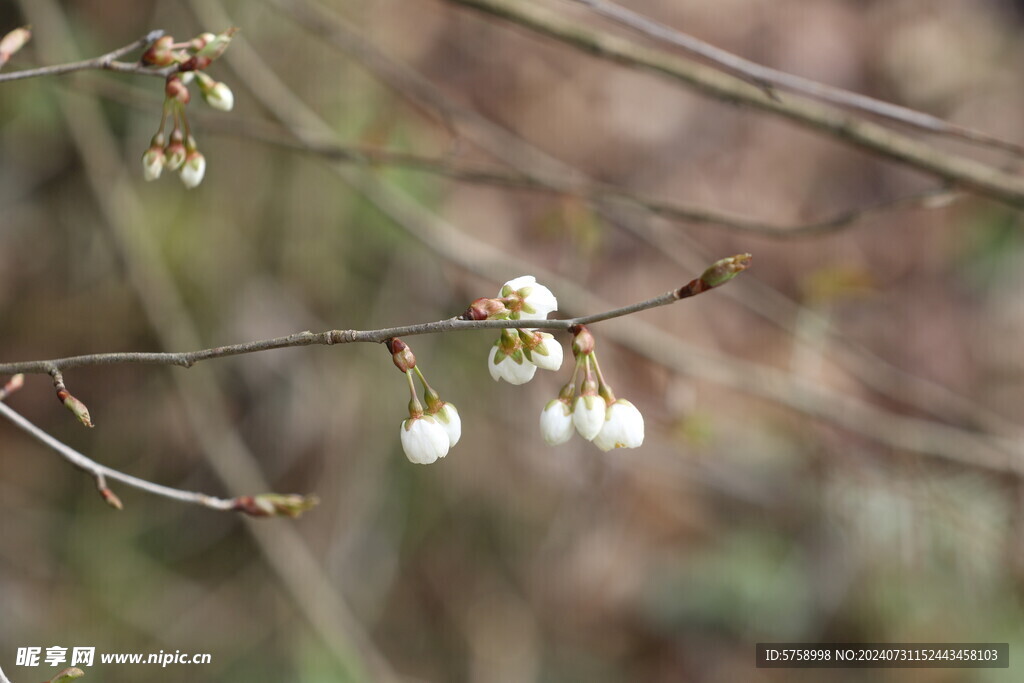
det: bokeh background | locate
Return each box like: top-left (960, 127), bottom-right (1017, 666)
top-left (3, 0), bottom-right (1024, 681)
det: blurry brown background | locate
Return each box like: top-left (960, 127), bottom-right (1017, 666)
top-left (2, 0), bottom-right (1024, 681)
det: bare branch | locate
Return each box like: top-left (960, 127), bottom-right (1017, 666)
top-left (568, 0), bottom-right (1024, 157)
top-left (441, 0), bottom-right (1024, 208)
top-left (0, 29), bottom-right (174, 84)
top-left (0, 256), bottom-right (749, 375)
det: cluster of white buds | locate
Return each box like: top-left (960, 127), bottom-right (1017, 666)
top-left (539, 325), bottom-right (644, 451)
top-left (138, 29), bottom-right (236, 188)
top-left (389, 338), bottom-right (461, 465)
top-left (464, 276), bottom-right (563, 385)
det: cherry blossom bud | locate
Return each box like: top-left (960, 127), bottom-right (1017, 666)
top-left (180, 150), bottom-right (206, 189)
top-left (571, 325), bottom-right (595, 358)
top-left (539, 398), bottom-right (574, 445)
top-left (463, 297), bottom-right (507, 321)
top-left (522, 331), bottom-right (563, 371)
top-left (165, 75), bottom-right (191, 104)
top-left (234, 493), bottom-right (320, 518)
top-left (593, 399), bottom-right (645, 451)
top-left (572, 394), bottom-right (606, 441)
top-left (699, 253), bottom-right (752, 289)
top-left (196, 71), bottom-right (234, 111)
top-left (488, 343), bottom-right (537, 385)
top-left (400, 415), bottom-right (450, 464)
top-left (432, 403), bottom-right (462, 447)
top-left (195, 27), bottom-right (237, 60)
top-left (0, 27), bottom-right (31, 64)
top-left (164, 130), bottom-right (186, 171)
top-left (191, 33), bottom-right (216, 52)
top-left (141, 133), bottom-right (166, 181)
top-left (60, 392), bottom-right (93, 428)
top-left (142, 35), bottom-right (176, 66)
top-left (500, 275), bottom-right (558, 320)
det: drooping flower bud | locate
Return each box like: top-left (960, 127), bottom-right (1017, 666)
top-left (164, 129), bottom-right (186, 171)
top-left (521, 330), bottom-right (563, 371)
top-left (165, 75), bottom-right (191, 104)
top-left (572, 394), bottom-right (606, 441)
top-left (141, 132), bottom-right (166, 181)
top-left (432, 403), bottom-right (462, 447)
top-left (539, 398), bottom-right (574, 445)
top-left (400, 415), bottom-right (450, 464)
top-left (570, 325), bottom-right (595, 358)
top-left (196, 71), bottom-right (234, 111)
top-left (488, 331), bottom-right (538, 385)
top-left (593, 399), bottom-right (644, 451)
top-left (387, 338), bottom-right (416, 372)
top-left (179, 150), bottom-right (206, 189)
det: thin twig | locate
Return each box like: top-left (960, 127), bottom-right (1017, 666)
top-left (0, 29), bottom-right (173, 83)
top-left (568, 0), bottom-right (1024, 157)
top-left (0, 262), bottom-right (746, 375)
top-left (442, 0), bottom-right (1024, 208)
top-left (0, 399), bottom-right (236, 510)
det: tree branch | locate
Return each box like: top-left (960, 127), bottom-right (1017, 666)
top-left (0, 399), bottom-right (317, 514)
top-left (0, 29), bottom-right (174, 84)
top-left (569, 0), bottom-right (1024, 157)
top-left (0, 257), bottom-right (748, 375)
top-left (441, 0), bottom-right (1024, 208)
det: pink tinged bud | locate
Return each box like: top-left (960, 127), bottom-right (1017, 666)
top-left (0, 27), bottom-right (31, 62)
top-left (572, 394), bottom-right (606, 441)
top-left (432, 402), bottom-right (462, 447)
top-left (142, 35), bottom-right (176, 66)
top-left (165, 130), bottom-right (186, 170)
top-left (488, 344), bottom-right (538, 385)
top-left (165, 75), bottom-right (191, 104)
top-left (525, 332), bottom-right (563, 371)
top-left (571, 325), bottom-right (595, 358)
top-left (61, 393), bottom-right (93, 428)
top-left (387, 338), bottom-right (416, 372)
top-left (99, 487), bottom-right (123, 510)
top-left (501, 275), bottom-right (558, 320)
top-left (593, 399), bottom-right (644, 451)
top-left (464, 297), bottom-right (507, 321)
top-left (400, 415), bottom-right (450, 464)
top-left (48, 668), bottom-right (85, 683)
top-left (540, 398), bottom-right (574, 445)
top-left (180, 151), bottom-right (206, 188)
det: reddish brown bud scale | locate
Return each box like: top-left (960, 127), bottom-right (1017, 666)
top-left (100, 487), bottom-right (124, 510)
top-left (165, 76), bottom-right (190, 104)
top-left (142, 35), bottom-right (176, 66)
top-left (571, 325), bottom-right (595, 357)
top-left (387, 337), bottom-right (417, 372)
top-left (462, 297), bottom-right (506, 321)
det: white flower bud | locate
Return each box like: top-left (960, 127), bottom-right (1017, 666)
top-left (539, 398), bottom-right (574, 445)
top-left (203, 81), bottom-right (234, 111)
top-left (179, 151), bottom-right (206, 189)
top-left (501, 275), bottom-right (558, 320)
top-left (142, 147), bottom-right (164, 181)
top-left (487, 344), bottom-right (538, 385)
top-left (593, 399), bottom-right (645, 451)
top-left (400, 415), bottom-right (450, 464)
top-left (433, 403), bottom-right (462, 447)
top-left (572, 394), bottom-right (606, 441)
top-left (527, 332), bottom-right (563, 371)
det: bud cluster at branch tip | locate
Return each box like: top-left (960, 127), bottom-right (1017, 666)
top-left (390, 338), bottom-right (462, 464)
top-left (139, 28), bottom-right (236, 188)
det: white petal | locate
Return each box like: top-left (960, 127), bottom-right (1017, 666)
top-left (400, 416), bottom-right (450, 464)
top-left (540, 399), bottom-right (574, 445)
top-left (501, 275), bottom-right (537, 296)
top-left (434, 403), bottom-right (462, 448)
top-left (208, 82), bottom-right (234, 111)
top-left (594, 399), bottom-right (645, 451)
top-left (180, 154), bottom-right (206, 189)
top-left (487, 345), bottom-right (503, 382)
top-left (528, 333), bottom-right (563, 371)
top-left (500, 355), bottom-right (538, 385)
top-left (520, 282), bottom-right (558, 319)
top-left (572, 395), bottom-right (606, 441)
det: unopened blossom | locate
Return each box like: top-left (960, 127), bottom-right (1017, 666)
top-left (180, 151), bottom-right (206, 189)
top-left (501, 275), bottom-right (558, 320)
top-left (524, 331), bottom-right (563, 372)
top-left (593, 399), bottom-right (645, 451)
top-left (142, 145), bottom-right (165, 181)
top-left (539, 398), bottom-right (574, 445)
top-left (400, 415), bottom-right (450, 464)
top-left (488, 343), bottom-right (538, 385)
top-left (432, 402), bottom-right (462, 448)
top-left (572, 394), bottom-right (606, 441)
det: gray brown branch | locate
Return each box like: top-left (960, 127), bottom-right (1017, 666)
top-left (0, 29), bottom-right (174, 83)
